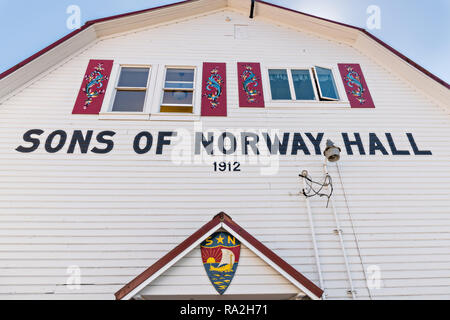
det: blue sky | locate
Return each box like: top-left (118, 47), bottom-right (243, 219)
top-left (0, 0), bottom-right (449, 83)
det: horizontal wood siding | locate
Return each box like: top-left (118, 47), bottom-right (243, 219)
top-left (0, 10), bottom-right (449, 300)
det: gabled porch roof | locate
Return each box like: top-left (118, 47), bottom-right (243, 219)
top-left (115, 212), bottom-right (324, 300)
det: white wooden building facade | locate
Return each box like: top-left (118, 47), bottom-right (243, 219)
top-left (0, 0), bottom-right (449, 300)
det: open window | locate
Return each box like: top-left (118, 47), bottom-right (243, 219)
top-left (111, 66), bottom-right (150, 112)
top-left (160, 67), bottom-right (196, 113)
top-left (267, 66), bottom-right (342, 103)
top-left (312, 66), bottom-right (339, 101)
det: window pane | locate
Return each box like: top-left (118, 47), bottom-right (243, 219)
top-left (165, 69), bottom-right (195, 82)
top-left (162, 90), bottom-right (193, 105)
top-left (291, 70), bottom-right (316, 100)
top-left (269, 69), bottom-right (291, 100)
top-left (315, 67), bottom-right (339, 100)
top-left (112, 90), bottom-right (146, 112)
top-left (118, 68), bottom-right (149, 87)
top-left (164, 82), bottom-right (194, 89)
top-left (160, 106), bottom-right (193, 113)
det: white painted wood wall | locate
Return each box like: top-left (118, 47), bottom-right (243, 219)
top-left (0, 9), bottom-right (449, 300)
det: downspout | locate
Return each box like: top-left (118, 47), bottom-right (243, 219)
top-left (249, 0), bottom-right (256, 19)
top-left (323, 159), bottom-right (356, 299)
top-left (302, 177), bottom-right (326, 299)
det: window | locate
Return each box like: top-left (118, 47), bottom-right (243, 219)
top-left (291, 70), bottom-right (316, 100)
top-left (161, 67), bottom-right (195, 113)
top-left (269, 69), bottom-right (292, 100)
top-left (111, 67), bottom-right (150, 112)
top-left (268, 68), bottom-right (316, 101)
top-left (313, 66), bottom-right (339, 101)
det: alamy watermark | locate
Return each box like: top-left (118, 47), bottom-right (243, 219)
top-left (66, 265), bottom-right (82, 290)
top-left (366, 265), bottom-right (382, 289)
top-left (168, 123), bottom-right (284, 176)
top-left (66, 5), bottom-right (81, 30)
top-left (366, 5), bottom-right (381, 30)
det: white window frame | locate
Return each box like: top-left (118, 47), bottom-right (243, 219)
top-left (264, 66), bottom-right (318, 103)
top-left (262, 63), bottom-right (349, 108)
top-left (160, 66), bottom-right (196, 111)
top-left (290, 68), bottom-right (319, 101)
top-left (100, 62), bottom-right (156, 120)
top-left (150, 63), bottom-right (202, 121)
top-left (312, 65), bottom-right (340, 101)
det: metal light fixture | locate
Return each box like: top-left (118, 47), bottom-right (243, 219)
top-left (323, 139), bottom-right (341, 162)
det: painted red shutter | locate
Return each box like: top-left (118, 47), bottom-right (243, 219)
top-left (201, 63), bottom-right (227, 116)
top-left (338, 63), bottom-right (375, 108)
top-left (237, 62), bottom-right (265, 108)
top-left (72, 59), bottom-right (114, 114)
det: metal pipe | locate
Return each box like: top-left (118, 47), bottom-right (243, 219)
top-left (302, 173), bottom-right (326, 299)
top-left (249, 0), bottom-right (256, 19)
top-left (323, 159), bottom-right (356, 299)
top-left (336, 162), bottom-right (373, 299)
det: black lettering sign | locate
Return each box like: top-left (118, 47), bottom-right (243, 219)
top-left (14, 129), bottom-right (432, 158)
top-left (134, 132), bottom-right (153, 154)
top-left (342, 133), bottom-right (366, 155)
top-left (45, 130), bottom-right (67, 153)
top-left (92, 131), bottom-right (116, 154)
top-left (156, 132), bottom-right (177, 155)
top-left (218, 132), bottom-right (237, 155)
top-left (16, 129), bottom-right (44, 153)
top-left (262, 132), bottom-right (290, 155)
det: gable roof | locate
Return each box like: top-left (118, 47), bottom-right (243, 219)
top-left (114, 212), bottom-right (324, 300)
top-left (0, 0), bottom-right (448, 108)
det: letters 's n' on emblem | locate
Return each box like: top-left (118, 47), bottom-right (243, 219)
top-left (201, 231), bottom-right (241, 295)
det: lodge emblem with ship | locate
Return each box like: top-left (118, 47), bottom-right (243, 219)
top-left (201, 232), bottom-right (241, 295)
